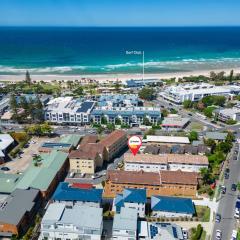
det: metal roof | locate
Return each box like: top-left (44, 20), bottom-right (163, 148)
top-left (52, 182), bottom-right (103, 202)
top-left (151, 195), bottom-right (195, 214)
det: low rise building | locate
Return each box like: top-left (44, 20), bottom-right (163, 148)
top-left (161, 117), bottom-right (190, 131)
top-left (161, 83), bottom-right (240, 104)
top-left (0, 188), bottom-right (41, 237)
top-left (205, 131), bottom-right (228, 141)
top-left (45, 97), bottom-right (95, 124)
top-left (144, 135), bottom-right (190, 146)
top-left (15, 150), bottom-right (69, 199)
top-left (40, 203), bottom-right (103, 240)
top-left (138, 222), bottom-right (184, 240)
top-left (215, 107), bottom-right (240, 122)
top-left (151, 195), bottom-right (195, 218)
top-left (104, 170), bottom-right (199, 198)
top-left (0, 134), bottom-right (14, 163)
top-left (91, 106), bottom-right (161, 126)
top-left (112, 207), bottom-right (138, 240)
top-left (124, 153), bottom-right (208, 172)
top-left (112, 188), bottom-right (147, 218)
top-left (52, 182), bottom-right (103, 208)
top-left (0, 173), bottom-right (22, 194)
top-left (69, 130), bottom-right (127, 174)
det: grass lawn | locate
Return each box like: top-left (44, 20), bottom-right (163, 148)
top-left (189, 121), bottom-right (204, 131)
top-left (195, 206), bottom-right (210, 222)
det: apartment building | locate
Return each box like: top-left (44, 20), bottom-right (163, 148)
top-left (112, 207), bottom-right (138, 240)
top-left (161, 117), bottom-right (190, 131)
top-left (40, 203), bottom-right (103, 240)
top-left (112, 188), bottom-right (147, 218)
top-left (215, 106), bottom-right (240, 122)
top-left (91, 106), bottom-right (161, 125)
top-left (52, 182), bottom-right (103, 208)
top-left (44, 97), bottom-right (95, 124)
top-left (161, 83), bottom-right (240, 104)
top-left (69, 130), bottom-right (127, 173)
top-left (124, 153), bottom-right (208, 172)
top-left (144, 135), bottom-right (190, 146)
top-left (104, 170), bottom-right (199, 198)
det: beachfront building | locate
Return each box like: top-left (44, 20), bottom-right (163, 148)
top-left (112, 188), bottom-right (147, 218)
top-left (151, 195), bottom-right (195, 218)
top-left (124, 153), bottom-right (208, 172)
top-left (0, 96), bottom-right (9, 115)
top-left (44, 97), bottom-right (95, 125)
top-left (40, 203), bottom-right (103, 240)
top-left (161, 116), bottom-right (190, 131)
top-left (125, 79), bottom-right (163, 88)
top-left (97, 94), bottom-right (143, 107)
top-left (52, 182), bottom-right (103, 208)
top-left (112, 207), bottom-right (138, 240)
top-left (104, 170), bottom-right (199, 198)
top-left (215, 106), bottom-right (240, 122)
top-left (0, 134), bottom-right (14, 163)
top-left (0, 188), bottom-right (41, 237)
top-left (91, 106), bottom-right (161, 126)
top-left (161, 83), bottom-right (240, 104)
top-left (138, 222), bottom-right (184, 240)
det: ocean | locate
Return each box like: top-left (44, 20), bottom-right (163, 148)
top-left (1, 27), bottom-right (240, 75)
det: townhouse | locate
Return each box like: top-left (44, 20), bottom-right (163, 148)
top-left (124, 153), bottom-right (208, 172)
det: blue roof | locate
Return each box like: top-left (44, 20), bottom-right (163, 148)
top-left (42, 142), bottom-right (72, 148)
top-left (151, 195), bottom-right (195, 214)
top-left (76, 101), bottom-right (95, 113)
top-left (52, 182), bottom-right (103, 203)
top-left (123, 188), bottom-right (147, 203)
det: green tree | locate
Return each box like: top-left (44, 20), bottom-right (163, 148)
top-left (200, 168), bottom-right (211, 184)
top-left (143, 116), bottom-right (152, 126)
top-left (188, 131), bottom-right (198, 142)
top-left (214, 96), bottom-right (226, 107)
top-left (202, 96), bottom-right (214, 107)
top-left (162, 109), bottom-right (169, 117)
top-left (203, 107), bottom-right (213, 118)
top-left (229, 69), bottom-right (234, 83)
top-left (210, 71), bottom-right (217, 81)
top-left (115, 117), bottom-right (122, 125)
top-left (114, 80), bottom-right (121, 93)
top-left (10, 94), bottom-right (18, 113)
top-left (19, 96), bottom-right (28, 110)
top-left (73, 86), bottom-right (84, 96)
top-left (107, 123), bottom-right (115, 132)
top-left (183, 100), bottom-right (193, 109)
top-left (25, 70), bottom-right (31, 85)
top-left (138, 87), bottom-right (155, 101)
top-left (101, 116), bottom-right (108, 124)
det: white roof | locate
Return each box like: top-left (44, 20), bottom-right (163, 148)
top-left (0, 134), bottom-right (14, 151)
top-left (146, 135), bottom-right (190, 144)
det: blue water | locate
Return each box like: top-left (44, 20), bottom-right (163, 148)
top-left (1, 27), bottom-right (240, 75)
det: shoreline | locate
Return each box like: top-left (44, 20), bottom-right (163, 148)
top-left (0, 67), bottom-right (240, 84)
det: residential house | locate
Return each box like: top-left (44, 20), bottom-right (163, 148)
top-left (0, 134), bottom-right (14, 163)
top-left (151, 195), bottom-right (195, 218)
top-left (112, 188), bottom-right (147, 218)
top-left (52, 182), bottom-right (103, 208)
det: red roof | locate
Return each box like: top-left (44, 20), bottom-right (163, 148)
top-left (70, 183), bottom-right (93, 189)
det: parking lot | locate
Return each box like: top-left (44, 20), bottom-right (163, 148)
top-left (1, 136), bottom-right (58, 174)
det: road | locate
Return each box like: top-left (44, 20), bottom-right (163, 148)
top-left (212, 142), bottom-right (240, 240)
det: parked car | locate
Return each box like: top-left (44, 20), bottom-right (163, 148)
top-left (1, 167), bottom-right (10, 171)
top-left (215, 230), bottom-right (222, 240)
top-left (182, 228), bottom-right (188, 239)
top-left (231, 184), bottom-right (237, 191)
top-left (215, 213), bottom-right (221, 223)
top-left (231, 230), bottom-right (237, 240)
top-left (224, 173), bottom-right (229, 179)
top-left (221, 185), bottom-right (226, 194)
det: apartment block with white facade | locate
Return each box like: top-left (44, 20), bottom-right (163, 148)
top-left (44, 97), bottom-right (95, 124)
top-left (124, 153), bottom-right (208, 173)
top-left (112, 188), bottom-right (147, 218)
top-left (40, 203), bottom-right (103, 240)
top-left (112, 207), bottom-right (138, 240)
top-left (161, 83), bottom-right (240, 104)
top-left (91, 106), bottom-right (161, 125)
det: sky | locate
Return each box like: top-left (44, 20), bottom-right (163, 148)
top-left (0, 0), bottom-right (240, 27)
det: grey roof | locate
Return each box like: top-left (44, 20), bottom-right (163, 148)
top-left (113, 207), bottom-right (138, 231)
top-left (42, 203), bottom-right (103, 230)
top-left (0, 188), bottom-right (39, 225)
top-left (205, 132), bottom-right (228, 140)
top-left (0, 134), bottom-right (14, 151)
top-left (162, 117), bottom-right (190, 127)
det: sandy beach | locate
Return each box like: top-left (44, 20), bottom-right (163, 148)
top-left (0, 67), bottom-right (240, 84)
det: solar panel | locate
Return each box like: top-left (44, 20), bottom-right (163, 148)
top-left (172, 226), bottom-right (178, 238)
top-left (76, 101), bottom-right (94, 113)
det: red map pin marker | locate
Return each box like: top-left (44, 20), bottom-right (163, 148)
top-left (128, 136), bottom-right (142, 156)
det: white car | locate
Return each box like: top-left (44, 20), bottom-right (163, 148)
top-left (231, 230), bottom-right (237, 240)
top-left (216, 230), bottom-right (222, 240)
top-left (182, 228), bottom-right (188, 239)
